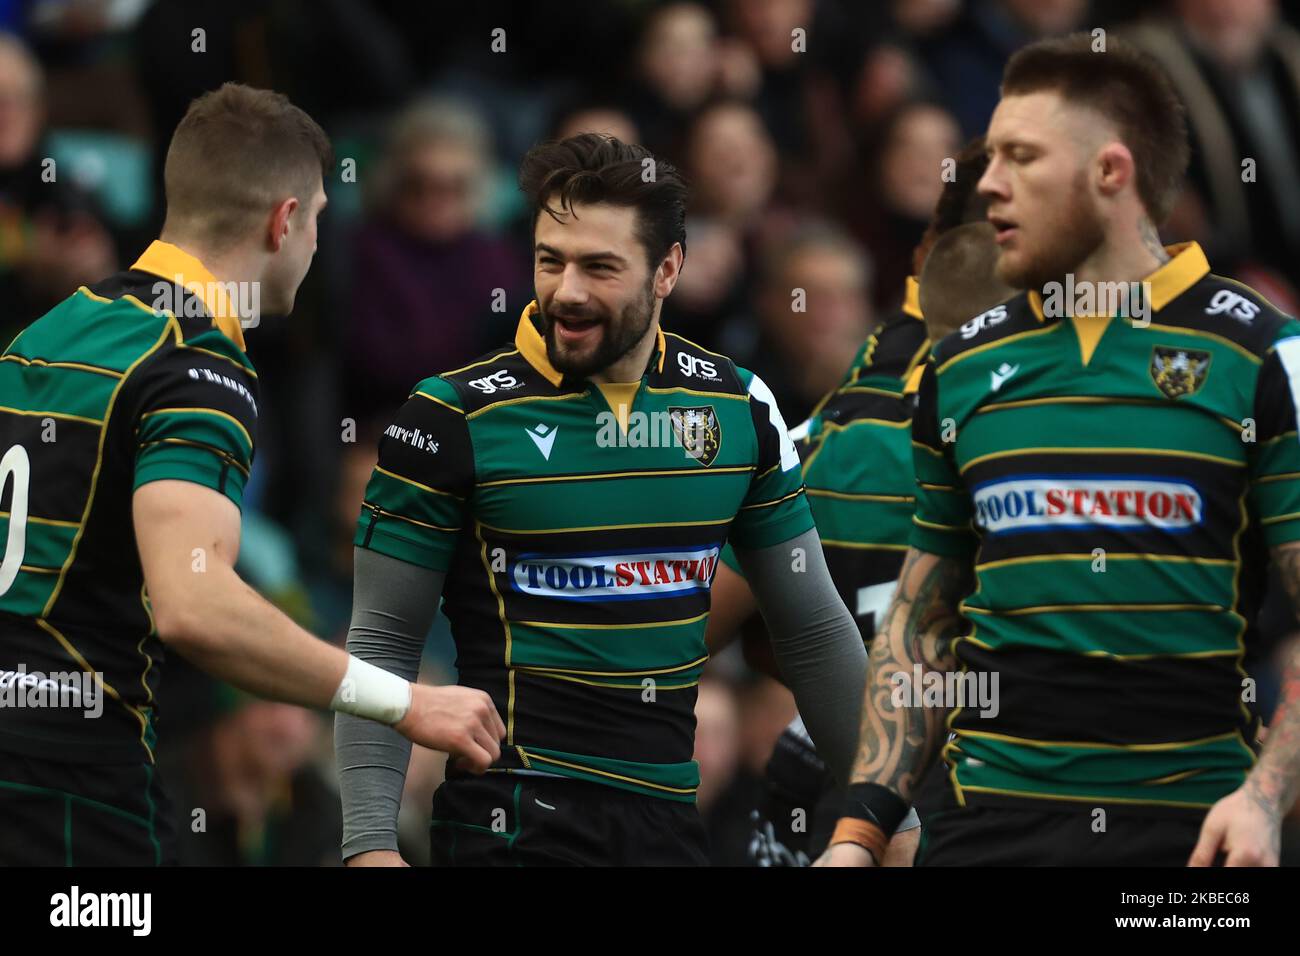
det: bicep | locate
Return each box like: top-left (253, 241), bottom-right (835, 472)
top-left (133, 479), bottom-right (241, 601)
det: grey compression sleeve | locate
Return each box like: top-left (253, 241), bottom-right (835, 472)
top-left (334, 547), bottom-right (445, 860)
top-left (731, 527), bottom-right (868, 787)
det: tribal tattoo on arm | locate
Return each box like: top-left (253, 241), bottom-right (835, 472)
top-left (1248, 541), bottom-right (1300, 819)
top-left (850, 546), bottom-right (974, 801)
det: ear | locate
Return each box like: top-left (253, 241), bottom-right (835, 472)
top-left (653, 242), bottom-right (685, 299)
top-left (267, 196), bottom-right (300, 253)
top-left (1095, 141), bottom-right (1135, 202)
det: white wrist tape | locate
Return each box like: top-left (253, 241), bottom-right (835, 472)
top-left (330, 655), bottom-right (412, 725)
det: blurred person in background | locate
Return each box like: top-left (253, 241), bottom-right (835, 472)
top-left (844, 99), bottom-right (962, 310)
top-left (675, 99), bottom-right (783, 350)
top-left (551, 102), bottom-right (640, 147)
top-left (625, 2), bottom-right (720, 156)
top-left (342, 97), bottom-right (528, 420)
top-left (0, 31), bottom-right (116, 344)
top-left (163, 691), bottom-right (341, 867)
top-left (735, 221), bottom-right (874, 425)
top-left (693, 677), bottom-right (757, 865)
top-left (918, 0), bottom-right (1089, 138)
top-left (1129, 0), bottom-right (1300, 296)
top-left (721, 0), bottom-right (851, 204)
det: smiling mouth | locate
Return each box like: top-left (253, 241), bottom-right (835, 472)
top-left (551, 314), bottom-right (602, 342)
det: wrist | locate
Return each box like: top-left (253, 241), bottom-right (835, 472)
top-left (330, 655), bottom-right (412, 725)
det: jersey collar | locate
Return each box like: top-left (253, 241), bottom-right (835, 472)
top-left (1026, 241), bottom-right (1211, 323)
top-left (902, 275), bottom-right (924, 320)
top-left (130, 240), bottom-right (247, 351)
top-left (515, 299), bottom-right (667, 387)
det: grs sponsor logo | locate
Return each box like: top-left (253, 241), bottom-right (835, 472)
top-left (677, 352), bottom-right (721, 381)
top-left (959, 304), bottom-right (1008, 340)
top-left (383, 423), bottom-right (438, 453)
top-left (469, 370), bottom-right (522, 394)
top-left (972, 475), bottom-right (1203, 534)
top-left (50, 886), bottom-right (151, 936)
top-left (509, 546), bottom-right (721, 601)
top-left (1205, 288), bottom-right (1260, 323)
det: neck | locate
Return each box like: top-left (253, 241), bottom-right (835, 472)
top-left (591, 315), bottom-right (661, 384)
top-left (158, 231), bottom-right (257, 290)
top-left (1065, 215), bottom-right (1168, 299)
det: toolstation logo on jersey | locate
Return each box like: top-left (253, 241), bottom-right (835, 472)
top-left (509, 546), bottom-right (721, 602)
top-left (972, 475), bottom-right (1204, 534)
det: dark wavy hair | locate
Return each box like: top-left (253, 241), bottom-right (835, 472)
top-left (519, 133), bottom-right (688, 269)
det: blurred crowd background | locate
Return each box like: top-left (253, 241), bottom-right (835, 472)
top-left (3, 0), bottom-right (1299, 865)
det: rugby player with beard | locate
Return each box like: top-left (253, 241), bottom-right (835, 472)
top-left (823, 33), bottom-right (1300, 866)
top-left (336, 134), bottom-right (869, 866)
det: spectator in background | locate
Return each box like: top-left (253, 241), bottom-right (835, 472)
top-left (0, 32), bottom-right (115, 344)
top-left (721, 0), bottom-right (852, 204)
top-left (843, 99), bottom-right (961, 311)
top-left (625, 2), bottom-right (720, 155)
top-left (694, 677), bottom-right (759, 865)
top-left (342, 97), bottom-right (528, 420)
top-left (918, 0), bottom-right (1088, 138)
top-left (666, 99), bottom-right (783, 349)
top-left (732, 221), bottom-right (874, 425)
top-left (551, 103), bottom-right (639, 146)
top-left (1129, 0), bottom-right (1300, 296)
top-left (162, 692), bottom-right (342, 867)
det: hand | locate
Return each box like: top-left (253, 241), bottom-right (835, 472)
top-left (1188, 785), bottom-right (1280, 866)
top-left (813, 842), bottom-right (878, 867)
top-left (394, 684), bottom-right (505, 772)
top-left (345, 850), bottom-right (409, 867)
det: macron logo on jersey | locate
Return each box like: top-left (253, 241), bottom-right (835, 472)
top-left (510, 547), bottom-right (721, 602)
top-left (972, 475), bottom-right (1203, 534)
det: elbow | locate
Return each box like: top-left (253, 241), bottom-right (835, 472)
top-left (150, 595), bottom-right (212, 655)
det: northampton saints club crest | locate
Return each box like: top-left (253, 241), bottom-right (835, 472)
top-left (1150, 346), bottom-right (1211, 399)
top-left (669, 405), bottom-right (721, 466)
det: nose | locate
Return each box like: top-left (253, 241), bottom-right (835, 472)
top-left (552, 262), bottom-right (589, 306)
top-left (977, 155), bottom-right (1008, 204)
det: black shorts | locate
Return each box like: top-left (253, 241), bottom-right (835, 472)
top-left (0, 751), bottom-right (176, 866)
top-left (917, 801), bottom-right (1207, 866)
top-left (430, 773), bottom-right (708, 866)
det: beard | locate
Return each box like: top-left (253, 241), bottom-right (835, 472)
top-left (540, 278), bottom-right (657, 378)
top-left (995, 169), bottom-right (1106, 293)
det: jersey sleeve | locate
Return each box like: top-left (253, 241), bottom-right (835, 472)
top-left (130, 333), bottom-right (259, 509)
top-left (729, 370), bottom-right (814, 550)
top-left (1249, 324), bottom-right (1300, 547)
top-left (908, 361), bottom-right (977, 557)
top-left (354, 377), bottom-right (473, 572)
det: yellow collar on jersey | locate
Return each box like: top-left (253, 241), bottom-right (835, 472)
top-left (130, 240), bottom-right (246, 351)
top-left (902, 275), bottom-right (923, 320)
top-left (515, 299), bottom-right (667, 387)
top-left (1026, 241), bottom-right (1210, 322)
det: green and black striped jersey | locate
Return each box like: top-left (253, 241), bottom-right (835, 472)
top-left (356, 301), bottom-right (812, 801)
top-left (0, 241), bottom-right (258, 764)
top-left (912, 241), bottom-right (1300, 814)
top-left (721, 277), bottom-right (929, 641)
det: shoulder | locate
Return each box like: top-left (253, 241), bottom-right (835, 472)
top-left (660, 332), bottom-right (747, 395)
top-left (930, 292), bottom-right (1035, 369)
top-left (1154, 273), bottom-right (1298, 358)
top-left (850, 311), bottom-right (929, 385)
top-left (432, 345), bottom-right (548, 415)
